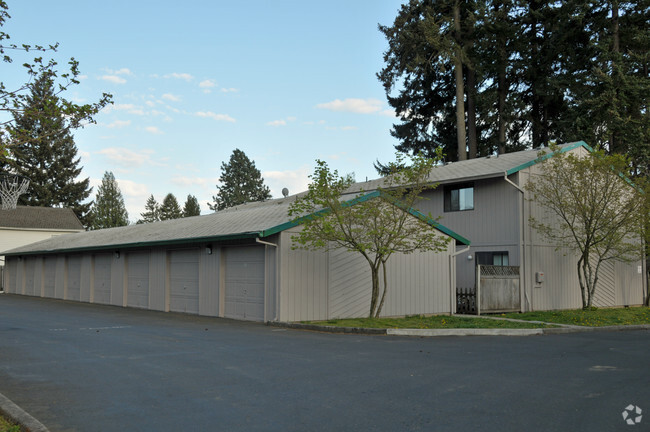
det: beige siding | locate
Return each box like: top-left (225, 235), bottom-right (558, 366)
top-left (615, 260), bottom-right (644, 306)
top-left (278, 226), bottom-right (455, 321)
top-left (199, 246), bottom-right (220, 316)
top-left (0, 228), bottom-right (81, 265)
top-left (278, 228), bottom-right (328, 322)
top-left (5, 259), bottom-right (17, 293)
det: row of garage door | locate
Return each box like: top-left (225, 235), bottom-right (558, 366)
top-left (10, 246), bottom-right (268, 321)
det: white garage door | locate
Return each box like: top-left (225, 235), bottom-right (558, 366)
top-left (127, 251), bottom-right (150, 308)
top-left (93, 254), bottom-right (112, 305)
top-left (224, 247), bottom-right (265, 322)
top-left (169, 248), bottom-right (200, 314)
top-left (24, 258), bottom-right (37, 296)
top-left (67, 256), bottom-right (82, 301)
top-left (43, 257), bottom-right (57, 298)
top-left (5, 259), bottom-right (17, 293)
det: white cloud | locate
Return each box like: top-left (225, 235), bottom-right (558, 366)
top-left (162, 93), bottom-right (181, 102)
top-left (105, 67), bottom-right (132, 76)
top-left (105, 120), bottom-right (132, 129)
top-left (104, 104), bottom-right (145, 115)
top-left (144, 126), bottom-right (163, 135)
top-left (199, 79), bottom-right (216, 88)
top-left (262, 167), bottom-right (311, 198)
top-left (195, 111), bottom-right (236, 123)
top-left (266, 120), bottom-right (286, 127)
top-left (97, 147), bottom-right (157, 167)
top-left (115, 178), bottom-right (149, 198)
top-left (380, 109), bottom-right (396, 117)
top-left (145, 100), bottom-right (156, 107)
top-left (220, 88), bottom-right (239, 93)
top-left (101, 75), bottom-right (127, 84)
top-left (165, 72), bottom-right (194, 81)
top-left (316, 98), bottom-right (383, 114)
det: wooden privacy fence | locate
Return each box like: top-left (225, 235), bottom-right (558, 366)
top-left (456, 287), bottom-right (477, 314)
top-left (477, 264), bottom-right (520, 314)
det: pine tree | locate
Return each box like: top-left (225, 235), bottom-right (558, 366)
top-left (209, 149), bottom-right (271, 211)
top-left (90, 171), bottom-right (129, 230)
top-left (159, 193), bottom-right (182, 220)
top-left (137, 195), bottom-right (159, 224)
top-left (182, 194), bottom-right (201, 217)
top-left (8, 72), bottom-right (93, 224)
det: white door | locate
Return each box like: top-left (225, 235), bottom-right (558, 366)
top-left (24, 258), bottom-right (36, 296)
top-left (93, 254), bottom-right (112, 304)
top-left (43, 256), bottom-right (56, 298)
top-left (224, 247), bottom-right (265, 321)
top-left (127, 251), bottom-right (150, 308)
top-left (67, 256), bottom-right (82, 301)
top-left (169, 248), bottom-right (200, 314)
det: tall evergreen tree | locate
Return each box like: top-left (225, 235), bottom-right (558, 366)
top-left (159, 193), bottom-right (182, 220)
top-left (8, 72), bottom-right (93, 225)
top-left (182, 194), bottom-right (201, 217)
top-left (209, 149), bottom-right (272, 211)
top-left (90, 171), bottom-right (129, 230)
top-left (137, 194), bottom-right (159, 224)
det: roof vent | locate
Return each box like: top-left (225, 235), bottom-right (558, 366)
top-left (282, 187), bottom-right (289, 197)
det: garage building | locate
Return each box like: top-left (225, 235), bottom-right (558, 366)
top-left (3, 192), bottom-right (469, 322)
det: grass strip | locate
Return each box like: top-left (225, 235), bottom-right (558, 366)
top-left (500, 307), bottom-right (650, 327)
top-left (0, 415), bottom-right (20, 432)
top-left (307, 314), bottom-right (552, 329)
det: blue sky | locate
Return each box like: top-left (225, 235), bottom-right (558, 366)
top-left (3, 1), bottom-right (405, 221)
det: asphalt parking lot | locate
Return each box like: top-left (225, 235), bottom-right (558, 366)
top-left (0, 294), bottom-right (648, 432)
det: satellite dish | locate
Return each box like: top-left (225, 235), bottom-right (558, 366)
top-left (282, 187), bottom-right (289, 197)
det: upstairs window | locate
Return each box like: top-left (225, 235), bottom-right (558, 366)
top-left (476, 251), bottom-right (509, 266)
top-left (444, 182), bottom-right (474, 212)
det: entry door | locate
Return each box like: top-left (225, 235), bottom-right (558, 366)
top-left (67, 256), bottom-right (82, 301)
top-left (127, 251), bottom-right (150, 309)
top-left (93, 254), bottom-right (112, 304)
top-left (224, 247), bottom-right (265, 321)
top-left (169, 248), bottom-right (200, 314)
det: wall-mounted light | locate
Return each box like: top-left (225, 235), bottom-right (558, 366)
top-left (114, 251), bottom-right (120, 259)
top-left (467, 255), bottom-right (473, 261)
top-left (205, 245), bottom-right (212, 255)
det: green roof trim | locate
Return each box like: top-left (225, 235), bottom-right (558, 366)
top-left (505, 141), bottom-right (593, 175)
top-left (260, 189), bottom-right (470, 246)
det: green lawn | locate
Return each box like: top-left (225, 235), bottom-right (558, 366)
top-left (307, 315), bottom-right (552, 329)
top-left (0, 415), bottom-right (20, 432)
top-left (500, 307), bottom-right (650, 327)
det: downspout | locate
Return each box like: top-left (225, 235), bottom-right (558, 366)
top-left (256, 238), bottom-right (279, 322)
top-left (449, 245), bottom-right (471, 315)
top-left (503, 172), bottom-right (529, 312)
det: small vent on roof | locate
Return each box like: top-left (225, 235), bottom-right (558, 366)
top-left (282, 188), bottom-right (289, 197)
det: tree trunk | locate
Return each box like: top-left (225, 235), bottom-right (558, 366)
top-left (467, 66), bottom-right (478, 159)
top-left (374, 261), bottom-right (389, 318)
top-left (453, 0), bottom-right (467, 161)
top-left (369, 264), bottom-right (380, 317)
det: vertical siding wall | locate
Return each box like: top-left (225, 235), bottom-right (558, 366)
top-left (521, 146), bottom-right (645, 310)
top-left (2, 243), bottom-right (225, 318)
top-left (278, 227), bottom-right (455, 321)
top-left (416, 177), bottom-right (520, 290)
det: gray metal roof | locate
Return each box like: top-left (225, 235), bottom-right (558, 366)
top-left (0, 206), bottom-right (84, 231)
top-left (348, 141), bottom-right (589, 192)
top-left (5, 143), bottom-right (588, 256)
top-left (4, 194), bottom-right (302, 255)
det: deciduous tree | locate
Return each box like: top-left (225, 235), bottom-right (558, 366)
top-left (526, 146), bottom-right (644, 309)
top-left (289, 152), bottom-right (451, 318)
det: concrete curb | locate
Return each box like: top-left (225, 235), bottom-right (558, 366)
top-left (268, 321), bottom-right (650, 337)
top-left (0, 391), bottom-right (49, 432)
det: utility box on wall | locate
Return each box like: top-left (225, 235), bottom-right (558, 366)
top-left (535, 271), bottom-right (544, 284)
